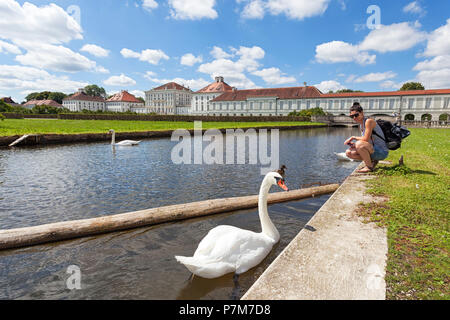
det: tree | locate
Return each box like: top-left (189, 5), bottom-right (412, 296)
top-left (137, 97), bottom-right (145, 103)
top-left (25, 91), bottom-right (67, 104)
top-left (0, 113), bottom-right (5, 121)
top-left (84, 84), bottom-right (106, 97)
top-left (400, 82), bottom-right (425, 91)
top-left (47, 92), bottom-right (68, 104)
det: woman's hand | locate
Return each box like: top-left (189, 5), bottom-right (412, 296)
top-left (345, 136), bottom-right (355, 145)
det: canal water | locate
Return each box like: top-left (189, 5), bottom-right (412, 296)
top-left (0, 127), bottom-right (359, 299)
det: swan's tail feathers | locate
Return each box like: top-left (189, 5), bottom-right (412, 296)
top-left (174, 255), bottom-right (234, 279)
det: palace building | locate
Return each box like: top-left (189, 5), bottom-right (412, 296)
top-left (145, 82), bottom-right (193, 115)
top-left (191, 76), bottom-right (234, 115)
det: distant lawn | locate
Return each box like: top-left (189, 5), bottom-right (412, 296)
top-left (0, 119), bottom-right (324, 136)
top-left (358, 128), bottom-right (449, 300)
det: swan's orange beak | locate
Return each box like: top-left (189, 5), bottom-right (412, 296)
top-left (277, 179), bottom-right (289, 191)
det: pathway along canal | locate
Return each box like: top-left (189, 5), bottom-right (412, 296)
top-left (0, 127), bottom-right (359, 299)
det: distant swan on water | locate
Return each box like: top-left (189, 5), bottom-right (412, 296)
top-left (108, 129), bottom-right (141, 146)
top-left (175, 166), bottom-right (289, 279)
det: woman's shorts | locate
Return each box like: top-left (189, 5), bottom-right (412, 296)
top-left (371, 145), bottom-right (389, 161)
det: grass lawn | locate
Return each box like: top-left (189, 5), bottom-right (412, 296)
top-left (0, 119), bottom-right (324, 136)
top-left (358, 128), bottom-right (449, 299)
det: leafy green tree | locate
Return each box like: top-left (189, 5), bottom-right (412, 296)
top-left (137, 97), bottom-right (145, 103)
top-left (400, 82), bottom-right (425, 91)
top-left (0, 100), bottom-right (13, 112)
top-left (84, 84), bottom-right (106, 97)
top-left (47, 92), bottom-right (67, 104)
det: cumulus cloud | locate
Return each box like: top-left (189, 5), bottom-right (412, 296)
top-left (313, 80), bottom-right (345, 93)
top-left (146, 76), bottom-right (210, 90)
top-left (80, 44), bottom-right (110, 57)
top-left (180, 53), bottom-right (203, 66)
top-left (121, 48), bottom-right (169, 65)
top-left (198, 45), bottom-right (266, 89)
top-left (104, 74), bottom-right (137, 87)
top-left (0, 40), bottom-right (21, 55)
top-left (316, 22), bottom-right (426, 66)
top-left (0, 64), bottom-right (88, 95)
top-left (349, 71), bottom-right (397, 83)
top-left (0, 1), bottom-right (109, 74)
top-left (239, 0), bottom-right (330, 20)
top-left (169, 0), bottom-right (218, 20)
top-left (315, 41), bottom-right (375, 65)
top-left (403, 1), bottom-right (425, 15)
top-left (414, 19), bottom-right (450, 88)
top-left (210, 46), bottom-right (234, 59)
top-left (0, 0), bottom-right (82, 45)
top-left (251, 67), bottom-right (296, 85)
top-left (359, 22), bottom-right (427, 53)
top-left (142, 0), bottom-right (158, 12)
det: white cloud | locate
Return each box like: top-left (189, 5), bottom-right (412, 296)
top-left (210, 46), bottom-right (234, 59)
top-left (104, 74), bottom-right (137, 87)
top-left (146, 76), bottom-right (210, 90)
top-left (0, 40), bottom-right (21, 55)
top-left (413, 19), bottom-right (450, 89)
top-left (180, 53), bottom-right (203, 66)
top-left (403, 1), bottom-right (425, 15)
top-left (315, 41), bottom-right (375, 65)
top-left (251, 67), bottom-right (296, 85)
top-left (350, 71), bottom-right (397, 83)
top-left (241, 0), bottom-right (265, 19)
top-left (169, 0), bottom-right (218, 20)
top-left (359, 22), bottom-right (427, 53)
top-left (314, 80), bottom-right (345, 93)
top-left (121, 48), bottom-right (169, 65)
top-left (239, 0), bottom-right (330, 20)
top-left (130, 90), bottom-right (145, 98)
top-left (15, 43), bottom-right (104, 73)
top-left (380, 80), bottom-right (404, 90)
top-left (80, 44), bottom-right (110, 57)
top-left (198, 45), bottom-right (265, 89)
top-left (0, 64), bottom-right (88, 96)
top-left (423, 18), bottom-right (450, 57)
top-left (266, 0), bottom-right (329, 20)
top-left (142, 0), bottom-right (158, 12)
top-left (0, 0), bottom-right (82, 45)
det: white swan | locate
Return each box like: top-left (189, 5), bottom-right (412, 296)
top-left (175, 166), bottom-right (289, 279)
top-left (108, 129), bottom-right (141, 146)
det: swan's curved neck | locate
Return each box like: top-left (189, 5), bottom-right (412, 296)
top-left (258, 176), bottom-right (279, 242)
top-left (111, 131), bottom-right (115, 145)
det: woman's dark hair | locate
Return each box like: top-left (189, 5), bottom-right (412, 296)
top-left (350, 102), bottom-right (363, 113)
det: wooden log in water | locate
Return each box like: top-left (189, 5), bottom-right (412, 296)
top-left (0, 184), bottom-right (339, 250)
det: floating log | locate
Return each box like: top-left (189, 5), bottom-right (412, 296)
top-left (0, 184), bottom-right (339, 250)
top-left (9, 134), bottom-right (31, 147)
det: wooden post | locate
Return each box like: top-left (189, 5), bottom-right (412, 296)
top-left (0, 184), bottom-right (339, 250)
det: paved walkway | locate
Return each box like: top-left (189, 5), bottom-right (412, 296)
top-left (242, 165), bottom-right (388, 300)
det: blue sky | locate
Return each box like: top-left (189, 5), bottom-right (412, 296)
top-left (0, 0), bottom-right (449, 102)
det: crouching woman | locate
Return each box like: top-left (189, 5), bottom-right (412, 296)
top-left (344, 103), bottom-right (389, 173)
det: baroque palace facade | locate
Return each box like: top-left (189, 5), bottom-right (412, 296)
top-left (144, 76), bottom-right (450, 121)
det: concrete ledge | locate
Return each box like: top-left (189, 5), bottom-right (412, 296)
top-left (242, 165), bottom-right (388, 300)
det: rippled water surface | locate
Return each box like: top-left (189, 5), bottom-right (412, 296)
top-left (0, 127), bottom-right (359, 299)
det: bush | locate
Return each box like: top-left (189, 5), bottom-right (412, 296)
top-left (288, 107), bottom-right (326, 118)
top-left (32, 104), bottom-right (70, 114)
top-left (0, 100), bottom-right (32, 114)
top-left (0, 113), bottom-right (5, 121)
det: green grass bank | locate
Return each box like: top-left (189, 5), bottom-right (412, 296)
top-left (0, 119), bottom-right (323, 136)
top-left (359, 128), bottom-right (449, 299)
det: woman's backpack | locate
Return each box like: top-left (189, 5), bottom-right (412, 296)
top-left (372, 120), bottom-right (411, 150)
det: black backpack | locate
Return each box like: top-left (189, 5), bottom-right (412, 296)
top-left (372, 119), bottom-right (411, 150)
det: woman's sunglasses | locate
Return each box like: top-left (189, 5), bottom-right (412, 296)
top-left (349, 113), bottom-right (359, 119)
